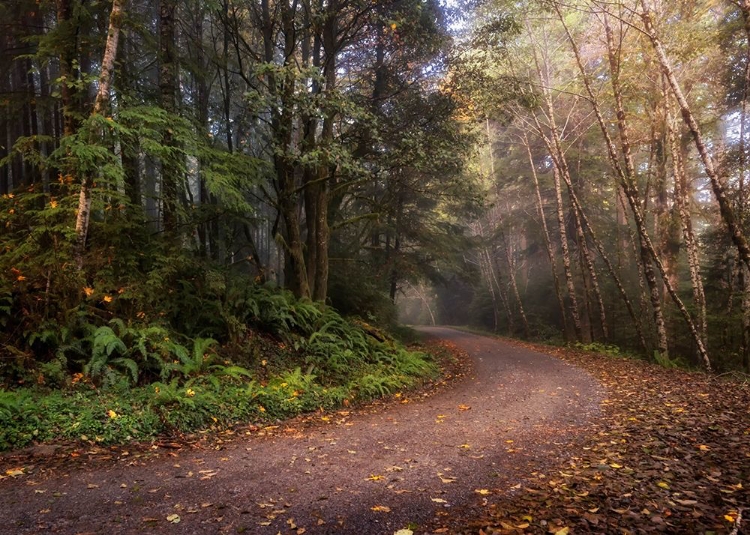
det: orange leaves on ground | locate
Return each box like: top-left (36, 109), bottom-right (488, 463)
top-left (446, 341), bottom-right (750, 535)
top-left (371, 505), bottom-right (391, 512)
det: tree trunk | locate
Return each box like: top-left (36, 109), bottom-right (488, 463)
top-left (487, 121), bottom-right (529, 337)
top-left (556, 4), bottom-right (711, 369)
top-left (309, 0), bottom-right (338, 302)
top-left (56, 0), bottom-right (78, 138)
top-left (522, 133), bottom-right (568, 336)
top-left (262, 0), bottom-right (310, 297)
top-left (641, 0), bottom-right (750, 275)
top-left (666, 94), bottom-right (707, 348)
top-left (159, 0), bottom-right (179, 233)
top-left (525, 27), bottom-right (584, 342)
top-left (73, 0), bottom-right (125, 269)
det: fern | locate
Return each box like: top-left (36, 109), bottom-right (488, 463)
top-left (0, 390), bottom-right (35, 420)
top-left (92, 326), bottom-right (127, 358)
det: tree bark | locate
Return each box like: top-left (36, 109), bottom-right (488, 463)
top-left (641, 0), bottom-right (750, 275)
top-left (522, 133), bottom-right (568, 336)
top-left (73, 0), bottom-right (125, 269)
top-left (556, 4), bottom-right (711, 369)
top-left (666, 93), bottom-right (707, 348)
top-left (524, 30), bottom-right (584, 341)
top-left (487, 121), bottom-right (530, 337)
top-left (159, 0), bottom-right (179, 233)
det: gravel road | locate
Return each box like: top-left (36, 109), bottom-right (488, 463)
top-left (0, 327), bottom-right (603, 534)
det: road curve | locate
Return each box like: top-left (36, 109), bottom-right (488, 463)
top-left (0, 327), bottom-right (602, 534)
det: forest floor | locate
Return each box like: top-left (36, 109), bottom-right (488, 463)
top-left (427, 336), bottom-right (750, 535)
top-left (0, 328), bottom-right (747, 534)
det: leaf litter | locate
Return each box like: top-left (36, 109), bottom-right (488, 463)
top-left (433, 342), bottom-right (750, 534)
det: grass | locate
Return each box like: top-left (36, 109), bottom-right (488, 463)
top-left (0, 329), bottom-right (439, 452)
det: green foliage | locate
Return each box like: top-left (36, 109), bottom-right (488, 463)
top-left (0, 276), bottom-right (440, 452)
top-left (575, 342), bottom-right (623, 358)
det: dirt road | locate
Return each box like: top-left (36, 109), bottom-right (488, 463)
top-left (0, 328), bottom-right (602, 534)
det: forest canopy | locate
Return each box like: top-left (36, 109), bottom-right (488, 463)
top-left (2, 0), bottom-right (750, 390)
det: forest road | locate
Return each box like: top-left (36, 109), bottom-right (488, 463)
top-left (0, 327), bottom-right (603, 535)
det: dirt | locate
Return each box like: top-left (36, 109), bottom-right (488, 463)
top-left (0, 327), bottom-right (603, 534)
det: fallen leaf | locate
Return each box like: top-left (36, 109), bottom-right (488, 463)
top-left (166, 514), bottom-right (180, 524)
top-left (371, 505), bottom-right (391, 512)
top-left (366, 474), bottom-right (385, 481)
top-left (474, 489), bottom-right (490, 495)
top-left (431, 498), bottom-right (447, 503)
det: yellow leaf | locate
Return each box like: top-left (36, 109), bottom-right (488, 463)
top-left (371, 505), bottom-right (391, 512)
top-left (431, 498), bottom-right (447, 503)
top-left (6, 468), bottom-right (24, 477)
top-left (390, 23), bottom-right (397, 30)
top-left (166, 514), bottom-right (180, 523)
top-left (698, 444), bottom-right (710, 451)
top-left (83, 287), bottom-right (94, 296)
top-left (107, 410), bottom-right (118, 419)
top-left (474, 489), bottom-right (490, 495)
top-left (102, 295), bottom-right (113, 303)
top-left (366, 474), bottom-right (385, 481)
top-left (458, 404), bottom-right (471, 411)
top-left (657, 481), bottom-right (670, 489)
top-left (554, 528), bottom-right (570, 535)
top-left (517, 523), bottom-right (530, 529)
top-left (725, 514), bottom-right (737, 522)
top-left (610, 463), bottom-right (622, 469)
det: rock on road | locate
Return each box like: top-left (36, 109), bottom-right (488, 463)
top-left (0, 327), bottom-right (602, 534)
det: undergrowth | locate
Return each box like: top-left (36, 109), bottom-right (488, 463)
top-left (0, 274), bottom-right (437, 451)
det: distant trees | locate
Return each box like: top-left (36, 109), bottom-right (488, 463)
top-left (0, 0), bottom-right (475, 368)
top-left (456, 0), bottom-right (750, 371)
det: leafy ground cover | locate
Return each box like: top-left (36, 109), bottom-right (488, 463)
top-left (0, 337), bottom-right (467, 482)
top-left (436, 341), bottom-right (750, 535)
top-left (0, 287), bottom-right (442, 453)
